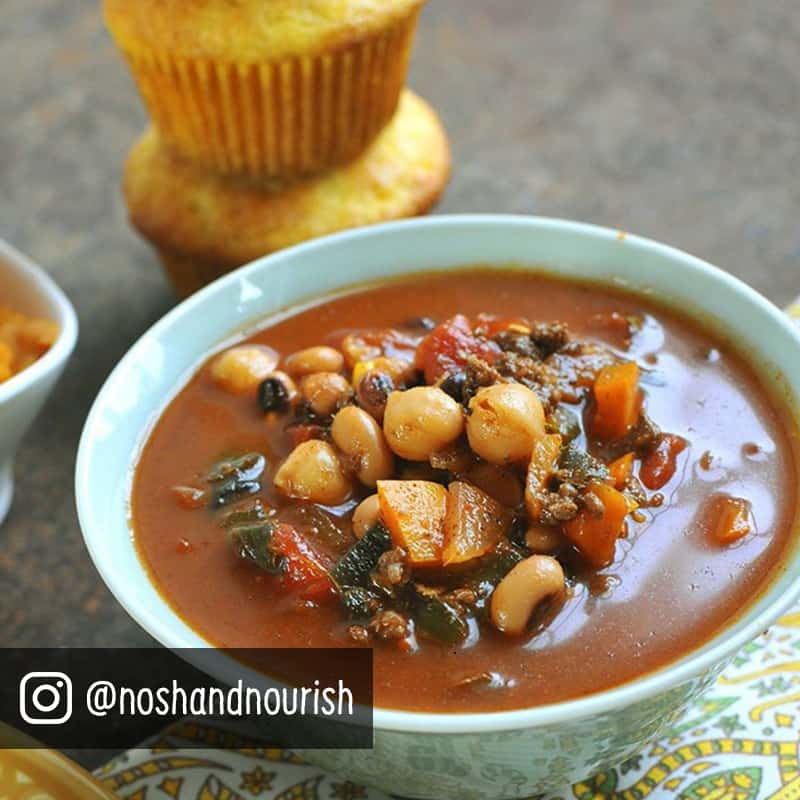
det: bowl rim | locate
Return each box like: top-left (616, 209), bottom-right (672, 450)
top-left (0, 239), bottom-right (79, 403)
top-left (76, 213), bottom-right (800, 734)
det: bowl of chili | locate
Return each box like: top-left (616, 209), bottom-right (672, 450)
top-left (76, 215), bottom-right (800, 799)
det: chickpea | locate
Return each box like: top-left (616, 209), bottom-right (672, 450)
top-left (355, 369), bottom-right (395, 421)
top-left (383, 386), bottom-right (465, 461)
top-left (301, 372), bottom-right (352, 416)
top-left (274, 440), bottom-right (351, 505)
top-left (284, 346), bottom-right (344, 377)
top-left (331, 406), bottom-right (394, 487)
top-left (352, 494), bottom-right (381, 538)
top-left (210, 345), bottom-right (279, 394)
top-left (467, 383), bottom-right (545, 464)
top-left (525, 524), bottom-right (564, 554)
top-left (490, 555), bottom-right (566, 636)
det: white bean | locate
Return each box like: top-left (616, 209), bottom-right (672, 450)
top-left (331, 406), bottom-right (394, 487)
top-left (285, 346), bottom-right (344, 376)
top-left (352, 494), bottom-right (381, 539)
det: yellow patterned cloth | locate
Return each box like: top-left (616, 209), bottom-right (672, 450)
top-left (95, 607), bottom-right (800, 800)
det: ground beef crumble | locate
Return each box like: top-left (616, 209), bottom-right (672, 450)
top-left (368, 610), bottom-right (410, 640)
top-left (369, 547), bottom-right (411, 597)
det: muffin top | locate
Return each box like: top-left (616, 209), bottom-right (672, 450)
top-left (104, 0), bottom-right (426, 61)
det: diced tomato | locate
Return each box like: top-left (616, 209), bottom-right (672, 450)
top-left (707, 495), bottom-right (752, 546)
top-left (639, 434), bottom-right (688, 490)
top-left (295, 576), bottom-right (336, 601)
top-left (270, 523), bottom-right (335, 600)
top-left (415, 315), bottom-right (498, 383)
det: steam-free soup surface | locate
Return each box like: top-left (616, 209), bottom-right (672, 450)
top-left (133, 271), bottom-right (797, 712)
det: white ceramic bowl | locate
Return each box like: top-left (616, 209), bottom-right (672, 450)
top-left (0, 240), bottom-right (78, 525)
top-left (75, 216), bottom-right (800, 799)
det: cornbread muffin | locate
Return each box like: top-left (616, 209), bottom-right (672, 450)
top-left (124, 90), bottom-right (450, 297)
top-left (104, 0), bottom-right (426, 179)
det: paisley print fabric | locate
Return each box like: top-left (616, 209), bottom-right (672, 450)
top-left (94, 607), bottom-right (800, 800)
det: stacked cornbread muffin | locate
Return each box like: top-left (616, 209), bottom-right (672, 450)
top-left (105, 0), bottom-right (450, 296)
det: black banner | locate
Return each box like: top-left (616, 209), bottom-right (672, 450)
top-left (0, 648), bottom-right (373, 749)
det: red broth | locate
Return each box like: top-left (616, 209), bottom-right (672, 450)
top-left (132, 270), bottom-right (798, 712)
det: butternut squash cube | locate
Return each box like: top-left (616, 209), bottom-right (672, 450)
top-left (377, 480), bottom-right (448, 566)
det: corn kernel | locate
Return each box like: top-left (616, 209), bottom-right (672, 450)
top-left (352, 358), bottom-right (379, 387)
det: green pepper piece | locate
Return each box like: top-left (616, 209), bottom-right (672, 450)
top-left (413, 586), bottom-right (469, 644)
top-left (547, 406), bottom-right (582, 443)
top-left (212, 478), bottom-right (260, 508)
top-left (330, 523), bottom-right (392, 589)
top-left (207, 452), bottom-right (266, 483)
top-left (229, 521), bottom-right (286, 575)
top-left (207, 453), bottom-right (267, 507)
top-left (462, 546), bottom-right (524, 615)
top-left (558, 442), bottom-right (609, 487)
top-left (340, 587), bottom-right (378, 620)
top-left (222, 501), bottom-right (268, 528)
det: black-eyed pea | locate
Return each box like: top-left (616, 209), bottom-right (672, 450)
top-left (352, 494), bottom-right (381, 539)
top-left (331, 406), bottom-right (394, 487)
top-left (258, 370), bottom-right (298, 413)
top-left (352, 356), bottom-right (414, 388)
top-left (490, 555), bottom-right (566, 635)
top-left (355, 369), bottom-right (395, 422)
top-left (301, 372), bottom-right (352, 416)
top-left (210, 345), bottom-right (279, 394)
top-left (284, 346), bottom-right (344, 376)
top-left (383, 386), bottom-right (464, 461)
top-left (467, 383), bottom-right (546, 464)
top-left (273, 440), bottom-right (352, 505)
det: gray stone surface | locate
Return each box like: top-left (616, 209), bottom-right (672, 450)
top-left (1, 0), bottom-right (799, 770)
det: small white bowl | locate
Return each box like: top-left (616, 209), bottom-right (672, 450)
top-left (0, 240), bottom-right (78, 525)
top-left (75, 216), bottom-right (800, 799)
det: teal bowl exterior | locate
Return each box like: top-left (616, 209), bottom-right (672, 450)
top-left (76, 216), bottom-right (800, 799)
top-left (306, 667), bottom-right (724, 798)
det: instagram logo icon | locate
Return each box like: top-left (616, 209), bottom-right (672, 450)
top-left (19, 672), bottom-right (73, 725)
